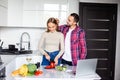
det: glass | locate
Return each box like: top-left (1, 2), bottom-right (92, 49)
top-left (26, 57), bottom-right (32, 63)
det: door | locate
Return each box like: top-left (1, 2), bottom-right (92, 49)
top-left (79, 3), bottom-right (117, 80)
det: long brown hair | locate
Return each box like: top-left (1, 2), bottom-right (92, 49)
top-left (46, 17), bottom-right (59, 32)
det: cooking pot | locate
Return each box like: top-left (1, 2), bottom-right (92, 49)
top-left (9, 45), bottom-right (15, 50)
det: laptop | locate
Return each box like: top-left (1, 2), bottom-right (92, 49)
top-left (75, 59), bottom-right (98, 77)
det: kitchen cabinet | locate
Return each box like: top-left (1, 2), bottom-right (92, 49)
top-left (23, 0), bottom-right (68, 11)
top-left (0, 54), bottom-right (101, 80)
top-left (0, 55), bottom-right (16, 80)
top-left (1, 0), bottom-right (79, 27)
top-left (0, 0), bottom-right (7, 26)
top-left (23, 11), bottom-right (67, 27)
top-left (0, 53), bottom-right (41, 80)
top-left (23, 0), bottom-right (68, 27)
top-left (7, 0), bottom-right (68, 27)
top-left (6, 56), bottom-right (16, 80)
top-left (0, 67), bottom-right (5, 79)
top-left (7, 0), bottom-right (23, 27)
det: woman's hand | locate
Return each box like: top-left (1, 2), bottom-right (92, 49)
top-left (44, 53), bottom-right (50, 61)
top-left (54, 57), bottom-right (59, 65)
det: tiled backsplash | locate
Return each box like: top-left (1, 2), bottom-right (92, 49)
top-left (0, 27), bottom-right (45, 50)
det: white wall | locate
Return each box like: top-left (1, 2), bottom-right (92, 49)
top-left (67, 0), bottom-right (79, 14)
top-left (0, 28), bottom-right (45, 50)
top-left (79, 0), bottom-right (120, 80)
top-left (115, 2), bottom-right (120, 80)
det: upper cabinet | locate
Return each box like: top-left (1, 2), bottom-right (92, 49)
top-left (0, 0), bottom-right (8, 26)
top-left (7, 0), bottom-right (23, 27)
top-left (22, 0), bottom-right (68, 27)
top-left (23, 0), bottom-right (68, 11)
top-left (3, 0), bottom-right (79, 27)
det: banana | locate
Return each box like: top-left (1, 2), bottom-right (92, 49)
top-left (11, 69), bottom-right (19, 77)
top-left (19, 64), bottom-right (28, 77)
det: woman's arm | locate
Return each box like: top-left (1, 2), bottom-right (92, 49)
top-left (56, 33), bottom-right (65, 58)
top-left (38, 32), bottom-right (47, 55)
top-left (54, 33), bottom-right (64, 65)
top-left (38, 32), bottom-right (50, 61)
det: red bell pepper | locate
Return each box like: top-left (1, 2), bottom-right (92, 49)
top-left (34, 70), bottom-right (43, 76)
top-left (44, 61), bottom-right (55, 69)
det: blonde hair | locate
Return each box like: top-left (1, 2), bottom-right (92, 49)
top-left (46, 17), bottom-right (59, 32)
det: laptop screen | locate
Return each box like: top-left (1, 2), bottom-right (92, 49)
top-left (75, 59), bottom-right (98, 77)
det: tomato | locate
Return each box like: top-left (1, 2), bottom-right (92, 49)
top-left (34, 70), bottom-right (43, 76)
top-left (45, 65), bottom-right (52, 69)
top-left (50, 62), bottom-right (55, 68)
top-left (44, 61), bottom-right (55, 69)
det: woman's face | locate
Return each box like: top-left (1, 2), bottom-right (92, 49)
top-left (47, 22), bottom-right (57, 32)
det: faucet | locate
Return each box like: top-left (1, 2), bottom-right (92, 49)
top-left (20, 32), bottom-right (30, 51)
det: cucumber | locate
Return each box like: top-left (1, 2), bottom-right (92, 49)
top-left (55, 66), bottom-right (67, 71)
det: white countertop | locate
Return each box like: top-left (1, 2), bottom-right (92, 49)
top-left (0, 52), bottom-right (101, 80)
top-left (13, 66), bottom-right (101, 80)
top-left (0, 50), bottom-right (41, 70)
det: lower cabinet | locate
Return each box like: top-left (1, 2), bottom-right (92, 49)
top-left (5, 58), bottom-right (16, 80)
top-left (5, 55), bottom-right (42, 80)
top-left (0, 67), bottom-right (6, 80)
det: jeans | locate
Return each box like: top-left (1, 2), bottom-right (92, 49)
top-left (61, 59), bottom-right (73, 66)
top-left (41, 50), bottom-right (61, 65)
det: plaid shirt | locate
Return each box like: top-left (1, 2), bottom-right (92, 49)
top-left (59, 25), bottom-right (87, 66)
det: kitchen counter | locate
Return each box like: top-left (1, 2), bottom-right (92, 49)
top-left (13, 66), bottom-right (101, 80)
top-left (0, 50), bottom-right (41, 80)
top-left (0, 50), bottom-right (39, 70)
top-left (0, 52), bottom-right (101, 80)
